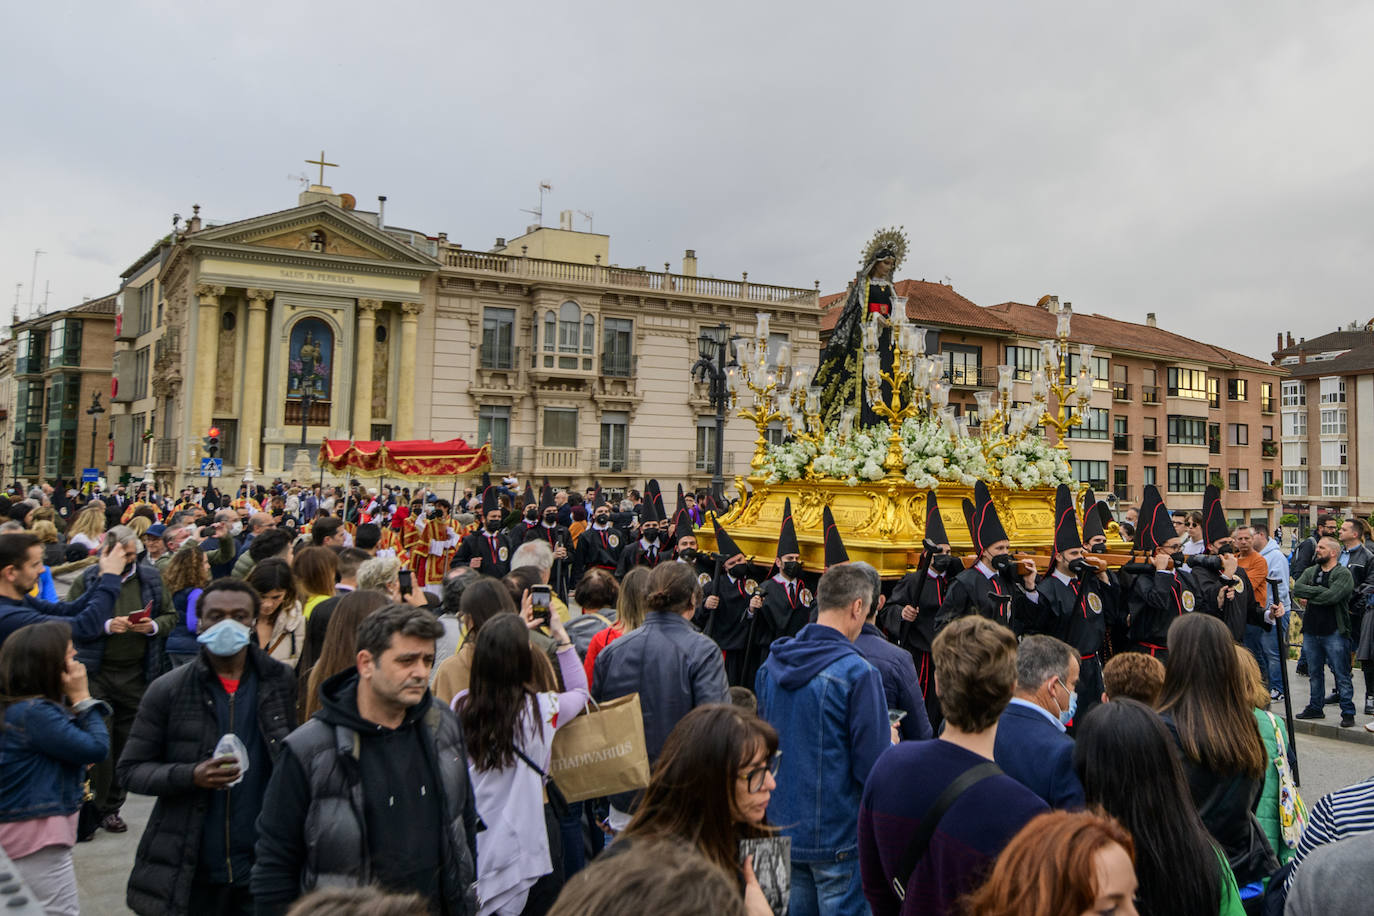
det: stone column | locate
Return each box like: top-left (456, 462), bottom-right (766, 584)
top-left (192, 283), bottom-right (225, 451)
top-left (354, 299), bottom-right (381, 438)
top-left (397, 302), bottom-right (423, 439)
top-left (241, 289), bottom-right (273, 469)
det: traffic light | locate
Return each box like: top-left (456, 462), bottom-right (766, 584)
top-left (203, 426), bottom-right (220, 459)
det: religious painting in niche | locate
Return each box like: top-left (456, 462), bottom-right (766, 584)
top-left (286, 319), bottom-right (333, 427)
top-left (371, 317), bottom-right (390, 420)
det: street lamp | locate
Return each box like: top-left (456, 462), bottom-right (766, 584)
top-left (85, 393), bottom-right (105, 471)
top-left (691, 322), bottom-right (734, 506)
top-left (297, 390), bottom-right (315, 464)
top-left (11, 432), bottom-right (23, 487)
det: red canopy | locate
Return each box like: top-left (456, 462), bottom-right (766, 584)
top-left (319, 438), bottom-right (491, 480)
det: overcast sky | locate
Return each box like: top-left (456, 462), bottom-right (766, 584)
top-left (4, 1), bottom-right (1372, 360)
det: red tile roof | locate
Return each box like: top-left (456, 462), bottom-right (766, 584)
top-left (820, 279), bottom-right (1014, 334)
top-left (985, 302), bottom-right (1278, 372)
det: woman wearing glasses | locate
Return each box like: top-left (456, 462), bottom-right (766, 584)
top-left (610, 704), bottom-right (777, 916)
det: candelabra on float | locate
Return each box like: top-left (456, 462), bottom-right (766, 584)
top-left (1028, 304), bottom-right (1096, 449)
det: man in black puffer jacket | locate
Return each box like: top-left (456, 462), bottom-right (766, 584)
top-left (117, 578), bottom-right (297, 915)
top-left (252, 604), bottom-right (478, 916)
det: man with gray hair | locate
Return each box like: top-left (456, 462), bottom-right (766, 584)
top-left (991, 634), bottom-right (1084, 809)
top-left (756, 561), bottom-right (890, 916)
top-left (511, 539), bottom-right (571, 621)
top-left (67, 523), bottom-right (175, 834)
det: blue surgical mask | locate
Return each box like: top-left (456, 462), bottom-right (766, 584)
top-left (197, 619), bottom-right (252, 657)
top-left (1056, 679), bottom-right (1078, 726)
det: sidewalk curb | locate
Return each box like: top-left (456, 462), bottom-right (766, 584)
top-left (1287, 717), bottom-right (1374, 748)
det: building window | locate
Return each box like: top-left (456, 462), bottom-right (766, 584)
top-left (602, 318), bottom-right (634, 377)
top-left (477, 405), bottom-right (510, 464)
top-left (1208, 423), bottom-right (1221, 454)
top-left (1281, 411), bottom-right (1306, 437)
top-left (1007, 345), bottom-right (1041, 381)
top-left (1319, 376), bottom-right (1346, 404)
top-left (1321, 469), bottom-right (1349, 497)
top-left (1227, 378), bottom-right (1247, 402)
top-left (942, 344), bottom-right (981, 386)
top-left (1281, 442), bottom-right (1306, 466)
top-left (1167, 367), bottom-right (1207, 399)
top-left (1141, 416), bottom-right (1159, 452)
top-left (1144, 465), bottom-right (1157, 486)
top-left (1261, 382), bottom-right (1274, 412)
top-left (1070, 460), bottom-right (1108, 491)
top-left (1281, 380), bottom-right (1306, 407)
top-left (1141, 367), bottom-right (1159, 403)
top-left (1227, 423), bottom-right (1248, 446)
top-left (766, 420), bottom-right (786, 447)
top-left (1208, 377), bottom-right (1220, 408)
top-left (480, 308), bottom-right (515, 369)
top-left (1067, 407), bottom-right (1110, 440)
top-left (696, 421), bottom-right (718, 472)
top-left (137, 284), bottom-right (154, 335)
top-left (1262, 425), bottom-right (1273, 441)
top-left (1319, 408), bottom-right (1347, 436)
top-left (1167, 415), bottom-right (1207, 445)
top-left (1113, 465), bottom-right (1128, 498)
top-left (1263, 469), bottom-right (1274, 487)
top-left (542, 407), bottom-right (579, 448)
top-left (599, 411), bottom-right (629, 470)
top-left (1065, 353), bottom-right (1111, 389)
top-left (1320, 440), bottom-right (1347, 467)
top-left (1283, 469), bottom-right (1308, 495)
top-left (542, 311), bottom-right (556, 359)
top-left (1167, 463), bottom-right (1208, 493)
top-left (1228, 468), bottom-right (1249, 491)
top-left (134, 347), bottom-right (150, 400)
top-left (766, 332), bottom-right (790, 367)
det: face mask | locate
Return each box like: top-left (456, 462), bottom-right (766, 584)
top-left (230, 521), bottom-right (243, 537)
top-left (424, 506), bottom-right (435, 517)
top-left (931, 553), bottom-right (960, 574)
top-left (594, 514), bottom-right (609, 526)
top-left (543, 513), bottom-right (557, 525)
top-left (525, 508), bottom-right (538, 521)
top-left (1090, 543), bottom-right (1107, 554)
top-left (485, 519), bottom-right (502, 533)
top-left (678, 547), bottom-right (697, 562)
top-left (1054, 679), bottom-right (1078, 726)
top-left (1067, 557), bottom-right (1091, 577)
top-left (990, 553), bottom-right (1015, 574)
top-left (781, 560), bottom-right (801, 578)
top-left (197, 619), bottom-right (252, 657)
top-left (644, 528), bottom-right (659, 543)
top-left (1170, 551), bottom-right (1186, 568)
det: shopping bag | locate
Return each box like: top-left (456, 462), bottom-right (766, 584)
top-left (549, 692), bottom-right (650, 803)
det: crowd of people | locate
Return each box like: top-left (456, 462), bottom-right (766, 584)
top-left (0, 473), bottom-right (1369, 915)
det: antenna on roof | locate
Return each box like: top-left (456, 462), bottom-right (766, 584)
top-left (943, 275), bottom-right (952, 286)
top-left (39, 281), bottom-right (49, 315)
top-left (578, 210), bottom-right (594, 233)
top-left (12, 283), bottom-right (21, 325)
top-left (288, 172), bottom-right (310, 189)
top-left (520, 181), bottom-right (553, 227)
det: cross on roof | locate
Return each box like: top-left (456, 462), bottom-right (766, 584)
top-left (305, 151), bottom-right (338, 186)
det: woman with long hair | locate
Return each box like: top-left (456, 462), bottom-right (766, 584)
top-left (1233, 645), bottom-right (1298, 874)
top-left (30, 520), bottom-right (65, 568)
top-left (1074, 698), bottom-right (1244, 915)
top-left (966, 810), bottom-right (1138, 916)
top-left (433, 577), bottom-right (518, 704)
top-left (162, 546), bottom-right (211, 668)
top-left (0, 621), bottom-right (110, 915)
top-left (1159, 614), bottom-right (1277, 892)
top-left (66, 508), bottom-right (105, 554)
top-left (458, 612), bottom-right (589, 915)
top-left (300, 589), bottom-right (390, 719)
top-left (615, 703), bottom-right (777, 913)
top-left (292, 546), bottom-right (339, 620)
top-left (583, 565), bottom-right (650, 683)
top-left (249, 558), bottom-right (305, 668)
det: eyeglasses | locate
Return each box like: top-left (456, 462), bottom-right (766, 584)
top-left (740, 751), bottom-right (781, 793)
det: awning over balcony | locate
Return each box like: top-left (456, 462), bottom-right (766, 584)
top-left (320, 438), bottom-right (491, 480)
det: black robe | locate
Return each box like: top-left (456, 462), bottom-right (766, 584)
top-left (882, 569), bottom-right (950, 729)
top-left (934, 564), bottom-right (1038, 635)
top-left (1189, 564), bottom-right (1270, 644)
top-left (695, 572), bottom-right (755, 686)
top-left (571, 524), bottom-right (626, 587)
top-left (615, 539), bottom-right (667, 579)
top-left (1124, 568), bottom-right (1199, 660)
top-left (1029, 571), bottom-right (1122, 723)
top-left (454, 529), bottom-right (512, 578)
top-left (747, 574), bottom-right (814, 680)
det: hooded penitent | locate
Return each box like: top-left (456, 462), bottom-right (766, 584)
top-left (822, 505), bottom-right (849, 568)
top-left (1053, 484), bottom-right (1083, 555)
top-left (777, 498), bottom-right (800, 558)
top-left (1081, 488), bottom-right (1110, 544)
top-left (963, 480), bottom-right (1010, 555)
top-left (1133, 484), bottom-right (1176, 552)
top-left (712, 516), bottom-right (743, 561)
top-left (1202, 484), bottom-right (1230, 546)
top-left (923, 492), bottom-right (949, 546)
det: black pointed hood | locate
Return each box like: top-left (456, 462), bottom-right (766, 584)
top-left (522, 481), bottom-right (536, 509)
top-left (676, 483), bottom-right (687, 520)
top-left (1134, 484), bottom-right (1176, 552)
top-left (592, 481), bottom-right (606, 509)
top-left (923, 492), bottom-right (949, 546)
top-left (1202, 484), bottom-right (1230, 546)
top-left (1053, 484), bottom-right (1083, 554)
top-left (965, 481), bottom-right (1010, 555)
top-left (669, 505), bottom-right (692, 540)
top-left (777, 498), bottom-right (800, 558)
top-left (647, 479), bottom-right (666, 524)
top-left (639, 494), bottom-right (657, 525)
top-left (539, 479), bottom-right (555, 511)
top-left (712, 516), bottom-right (743, 560)
top-left (481, 482), bottom-right (499, 516)
top-left (1081, 488), bottom-right (1108, 543)
top-left (822, 505), bottom-right (849, 567)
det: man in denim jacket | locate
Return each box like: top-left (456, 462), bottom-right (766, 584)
top-left (756, 561), bottom-right (890, 916)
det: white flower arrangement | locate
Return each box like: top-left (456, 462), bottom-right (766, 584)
top-left (758, 416), bottom-right (1073, 490)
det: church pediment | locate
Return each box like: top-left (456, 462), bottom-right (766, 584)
top-left (186, 200), bottom-right (439, 269)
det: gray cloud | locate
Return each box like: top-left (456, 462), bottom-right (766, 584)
top-left (4, 1), bottom-right (1372, 357)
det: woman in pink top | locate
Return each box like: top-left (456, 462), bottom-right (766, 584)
top-left (0, 622), bottom-right (111, 916)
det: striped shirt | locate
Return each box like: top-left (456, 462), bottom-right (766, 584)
top-left (1285, 775), bottom-right (1374, 892)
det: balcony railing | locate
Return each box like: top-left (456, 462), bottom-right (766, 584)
top-left (693, 450), bottom-right (737, 474)
top-left (479, 344), bottom-right (519, 371)
top-left (1141, 435), bottom-right (1160, 453)
top-left (155, 438), bottom-right (179, 468)
top-left (1113, 434), bottom-right (1131, 452)
top-left (945, 366), bottom-right (998, 388)
top-left (1113, 484), bottom-right (1133, 502)
top-left (1141, 386), bottom-right (1160, 405)
top-left (488, 445), bottom-right (527, 473)
top-left (1208, 393), bottom-right (1220, 409)
top-left (283, 400), bottom-right (332, 426)
top-left (601, 353), bottom-right (636, 378)
top-left (1208, 438), bottom-right (1221, 455)
top-left (1261, 439), bottom-right (1277, 458)
top-left (441, 248), bottom-right (819, 307)
top-left (1112, 382), bottom-right (1132, 401)
top-left (1261, 397), bottom-right (1276, 414)
top-left (534, 447), bottom-right (583, 473)
top-left (593, 448), bottom-right (642, 473)
top-left (1263, 483), bottom-right (1281, 502)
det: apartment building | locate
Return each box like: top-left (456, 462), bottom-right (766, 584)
top-left (1273, 323), bottom-right (1374, 518)
top-left (821, 284), bottom-right (1283, 523)
top-left (8, 297), bottom-right (116, 483)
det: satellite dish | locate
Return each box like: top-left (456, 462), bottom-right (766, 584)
top-left (339, 193), bottom-right (356, 210)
